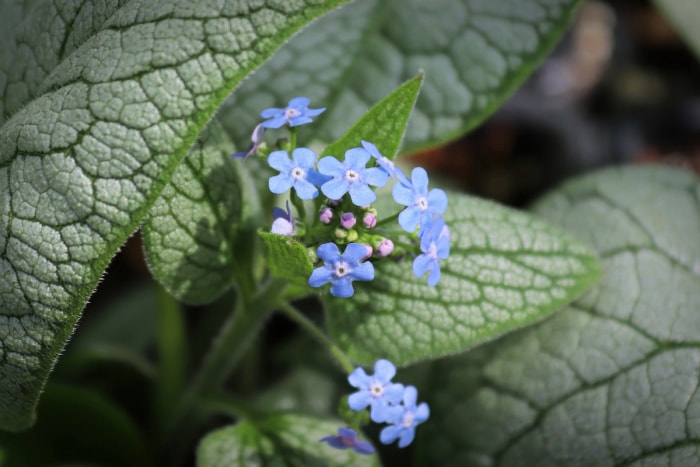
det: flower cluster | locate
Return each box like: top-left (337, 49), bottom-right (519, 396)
top-left (234, 96), bottom-right (451, 297)
top-left (320, 359), bottom-right (429, 454)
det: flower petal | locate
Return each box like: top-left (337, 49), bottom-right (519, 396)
top-left (414, 402), bottom-right (430, 424)
top-left (330, 276), bottom-right (354, 297)
top-left (316, 242), bottom-right (340, 262)
top-left (342, 243), bottom-right (369, 263)
top-left (260, 107), bottom-right (283, 118)
top-left (348, 367), bottom-right (371, 388)
top-left (363, 167), bottom-right (389, 188)
top-left (293, 179), bottom-right (318, 200)
top-left (267, 151), bottom-right (293, 172)
top-left (398, 427), bottom-right (416, 448)
top-left (292, 147), bottom-right (317, 168)
top-left (399, 207), bottom-right (420, 232)
top-left (379, 425), bottom-right (403, 445)
top-left (309, 266), bottom-right (333, 287)
top-left (353, 440), bottom-right (375, 455)
top-left (321, 178), bottom-right (350, 200)
top-left (374, 359), bottom-right (397, 382)
top-left (427, 188), bottom-right (448, 214)
top-left (350, 261), bottom-right (374, 282)
top-left (361, 140), bottom-right (381, 158)
top-left (304, 107), bottom-right (326, 117)
top-left (268, 174), bottom-right (293, 194)
top-left (344, 147), bottom-right (371, 170)
top-left (289, 116), bottom-right (313, 127)
top-left (317, 156), bottom-right (345, 177)
top-left (410, 167), bottom-right (429, 193)
top-left (427, 262), bottom-right (441, 286)
top-left (348, 390), bottom-right (372, 411)
top-left (261, 115), bottom-right (287, 129)
top-left (348, 183), bottom-right (376, 206)
top-left (392, 182), bottom-right (414, 207)
top-left (288, 96), bottom-right (310, 108)
top-left (402, 385), bottom-right (418, 407)
top-left (413, 254), bottom-right (432, 279)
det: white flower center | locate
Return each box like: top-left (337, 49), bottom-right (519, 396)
top-left (428, 241), bottom-right (438, 259)
top-left (416, 196), bottom-right (429, 211)
top-left (344, 169), bottom-right (360, 183)
top-left (401, 411), bottom-right (415, 428)
top-left (291, 167), bottom-right (306, 180)
top-left (334, 261), bottom-right (351, 278)
top-left (285, 107), bottom-right (301, 119)
top-left (370, 381), bottom-right (385, 398)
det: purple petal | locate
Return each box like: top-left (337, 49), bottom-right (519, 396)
top-left (348, 183), bottom-right (376, 206)
top-left (288, 96), bottom-right (310, 108)
top-left (293, 179), bottom-right (319, 200)
top-left (321, 178), bottom-right (350, 200)
top-left (268, 174), bottom-right (294, 194)
top-left (309, 267), bottom-right (333, 287)
top-left (317, 156), bottom-right (345, 177)
top-left (292, 147), bottom-right (317, 168)
top-left (374, 359), bottom-right (397, 382)
top-left (267, 151), bottom-right (293, 172)
top-left (410, 167), bottom-right (429, 193)
top-left (338, 427), bottom-right (357, 440)
top-left (398, 427), bottom-right (416, 448)
top-left (392, 183), bottom-right (414, 207)
top-left (348, 367), bottom-right (371, 388)
top-left (260, 107), bottom-right (284, 118)
top-left (344, 147), bottom-right (371, 170)
top-left (316, 243), bottom-right (340, 262)
top-left (251, 123), bottom-right (265, 143)
top-left (304, 107), bottom-right (326, 117)
top-left (427, 188), bottom-right (448, 214)
top-left (379, 425), bottom-right (403, 445)
top-left (289, 116), bottom-right (313, 127)
top-left (363, 167), bottom-right (389, 188)
top-left (350, 262), bottom-right (374, 282)
top-left (413, 254), bottom-right (432, 278)
top-left (353, 440), bottom-right (375, 455)
top-left (330, 276), bottom-right (354, 298)
top-left (348, 391), bottom-right (372, 411)
top-left (399, 207), bottom-right (420, 232)
top-left (320, 435), bottom-right (345, 449)
top-left (342, 243), bottom-right (369, 263)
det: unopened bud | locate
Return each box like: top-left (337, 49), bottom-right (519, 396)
top-left (363, 212), bottom-right (377, 229)
top-left (376, 239), bottom-right (394, 257)
top-left (346, 229), bottom-right (359, 242)
top-left (363, 244), bottom-right (373, 259)
top-left (319, 207), bottom-right (333, 224)
top-left (340, 212), bottom-right (356, 229)
top-left (335, 228), bottom-right (348, 240)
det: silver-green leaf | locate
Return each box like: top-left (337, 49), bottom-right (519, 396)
top-left (0, 0), bottom-right (349, 431)
top-left (220, 0), bottom-right (580, 153)
top-left (417, 166), bottom-right (700, 466)
top-left (197, 414), bottom-right (380, 467)
top-left (325, 190), bottom-right (601, 367)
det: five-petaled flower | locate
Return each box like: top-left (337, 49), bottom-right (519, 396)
top-left (268, 148), bottom-right (325, 200)
top-left (318, 147), bottom-right (389, 206)
top-left (348, 359), bottom-right (405, 423)
top-left (413, 217), bottom-right (450, 286)
top-left (392, 167), bottom-right (448, 233)
top-left (260, 97), bottom-right (325, 129)
top-left (320, 427), bottom-right (375, 455)
top-left (308, 243), bottom-right (375, 298)
top-left (379, 385), bottom-right (430, 448)
top-left (361, 140), bottom-right (406, 181)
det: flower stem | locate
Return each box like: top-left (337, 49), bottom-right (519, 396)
top-left (375, 210), bottom-right (401, 228)
top-left (276, 301), bottom-right (355, 374)
top-left (289, 127), bottom-right (298, 152)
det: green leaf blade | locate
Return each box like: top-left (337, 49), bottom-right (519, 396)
top-left (0, 0), bottom-right (350, 431)
top-left (325, 191), bottom-right (601, 367)
top-left (220, 0), bottom-right (580, 153)
top-left (197, 413), bottom-right (380, 467)
top-left (417, 166), bottom-right (700, 466)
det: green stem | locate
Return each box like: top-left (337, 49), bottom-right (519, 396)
top-left (289, 127), bottom-right (298, 152)
top-left (165, 279), bottom-right (285, 437)
top-left (374, 210), bottom-right (401, 228)
top-left (277, 301), bottom-right (354, 374)
top-left (155, 285), bottom-right (187, 431)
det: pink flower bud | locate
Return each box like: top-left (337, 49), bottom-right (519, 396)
top-left (363, 212), bottom-right (377, 229)
top-left (340, 212), bottom-right (356, 229)
top-left (319, 207), bottom-right (333, 224)
top-left (376, 239), bottom-right (394, 257)
top-left (363, 244), bottom-right (373, 259)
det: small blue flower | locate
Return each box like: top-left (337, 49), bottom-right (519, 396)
top-left (320, 427), bottom-right (375, 455)
top-left (308, 243), bottom-right (374, 298)
top-left (260, 97), bottom-right (325, 129)
top-left (348, 359), bottom-right (405, 423)
top-left (413, 217), bottom-right (450, 286)
top-left (318, 148), bottom-right (389, 206)
top-left (268, 148), bottom-right (323, 200)
top-left (361, 140), bottom-right (406, 181)
top-left (379, 386), bottom-right (430, 448)
top-left (392, 167), bottom-right (448, 233)
top-left (232, 123), bottom-right (265, 159)
top-left (270, 201), bottom-right (294, 236)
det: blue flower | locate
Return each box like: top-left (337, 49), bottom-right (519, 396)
top-left (268, 148), bottom-right (323, 200)
top-left (348, 359), bottom-right (405, 423)
top-left (392, 167), bottom-right (448, 233)
top-left (270, 201), bottom-right (294, 236)
top-left (413, 217), bottom-right (450, 286)
top-left (379, 386), bottom-right (430, 448)
top-left (361, 140), bottom-right (406, 181)
top-left (318, 148), bottom-right (389, 206)
top-left (320, 427), bottom-right (375, 455)
top-left (231, 123), bottom-right (265, 159)
top-left (308, 243), bottom-right (374, 298)
top-left (260, 97), bottom-right (325, 129)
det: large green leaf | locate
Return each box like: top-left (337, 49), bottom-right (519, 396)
top-left (197, 413), bottom-right (380, 467)
top-left (219, 0), bottom-right (580, 153)
top-left (325, 190), bottom-right (601, 367)
top-left (141, 121), bottom-right (258, 304)
top-left (417, 166), bottom-right (700, 466)
top-left (653, 0), bottom-right (700, 60)
top-left (0, 0), bottom-right (350, 431)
